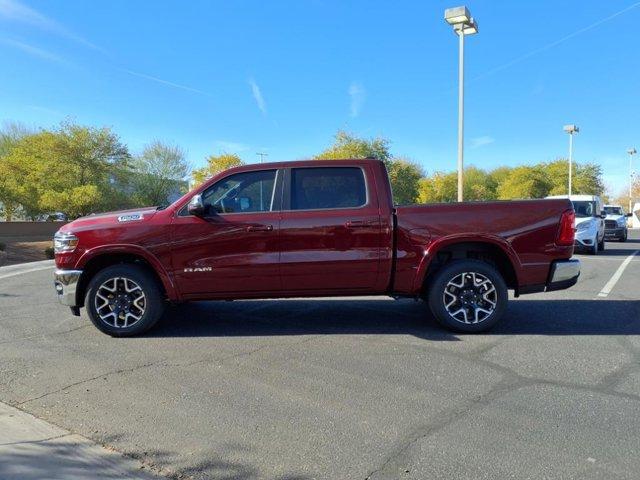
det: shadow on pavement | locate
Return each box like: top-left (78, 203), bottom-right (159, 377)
top-left (150, 298), bottom-right (639, 339)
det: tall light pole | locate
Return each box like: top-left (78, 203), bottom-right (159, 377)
top-left (563, 124), bottom-right (579, 195)
top-left (444, 6), bottom-right (478, 202)
top-left (628, 148), bottom-right (637, 214)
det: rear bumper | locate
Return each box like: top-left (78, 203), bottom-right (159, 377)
top-left (54, 269), bottom-right (82, 307)
top-left (518, 259), bottom-right (581, 295)
top-left (546, 259), bottom-right (581, 291)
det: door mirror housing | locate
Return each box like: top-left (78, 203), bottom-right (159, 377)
top-left (188, 194), bottom-right (206, 216)
top-left (600, 211), bottom-right (607, 219)
top-left (626, 212), bottom-right (633, 217)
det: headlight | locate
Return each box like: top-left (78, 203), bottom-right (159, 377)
top-left (576, 222), bottom-right (590, 232)
top-left (54, 232), bottom-right (79, 253)
top-left (617, 218), bottom-right (626, 226)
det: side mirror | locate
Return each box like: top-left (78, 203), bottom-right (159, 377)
top-left (626, 212), bottom-right (633, 217)
top-left (600, 211), bottom-right (607, 219)
top-left (188, 194), bottom-right (205, 216)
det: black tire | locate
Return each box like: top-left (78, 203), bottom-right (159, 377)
top-left (587, 238), bottom-right (598, 255)
top-left (84, 264), bottom-right (165, 337)
top-left (620, 230), bottom-right (628, 242)
top-left (426, 259), bottom-right (508, 333)
top-left (598, 236), bottom-right (605, 251)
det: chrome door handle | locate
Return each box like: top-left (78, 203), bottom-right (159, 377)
top-left (246, 224), bottom-right (273, 232)
top-left (345, 220), bottom-right (377, 228)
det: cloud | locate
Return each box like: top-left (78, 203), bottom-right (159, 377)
top-left (348, 81), bottom-right (365, 118)
top-left (0, 38), bottom-right (66, 64)
top-left (470, 136), bottom-right (495, 149)
top-left (214, 140), bottom-right (250, 152)
top-left (123, 69), bottom-right (211, 97)
top-left (0, 0), bottom-right (102, 51)
top-left (249, 79), bottom-right (266, 115)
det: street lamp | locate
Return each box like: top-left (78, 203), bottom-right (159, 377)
top-left (444, 6), bottom-right (478, 202)
top-left (628, 148), bottom-right (637, 214)
top-left (563, 124), bottom-right (579, 195)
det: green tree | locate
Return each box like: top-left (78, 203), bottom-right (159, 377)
top-left (0, 122), bottom-right (34, 220)
top-left (315, 130), bottom-right (391, 166)
top-left (1, 122), bottom-right (131, 219)
top-left (545, 159), bottom-right (604, 196)
top-left (192, 153), bottom-right (244, 185)
top-left (418, 171), bottom-right (457, 203)
top-left (464, 166), bottom-right (497, 201)
top-left (497, 166), bottom-right (552, 199)
top-left (387, 158), bottom-right (423, 204)
top-left (132, 141), bottom-right (190, 206)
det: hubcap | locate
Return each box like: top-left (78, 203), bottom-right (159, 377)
top-left (443, 272), bottom-right (497, 324)
top-left (94, 277), bottom-right (146, 328)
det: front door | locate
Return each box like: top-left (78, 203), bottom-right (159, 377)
top-left (279, 165), bottom-right (382, 293)
top-left (171, 168), bottom-right (282, 297)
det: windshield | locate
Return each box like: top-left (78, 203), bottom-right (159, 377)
top-left (604, 206), bottom-right (623, 215)
top-left (572, 200), bottom-right (596, 218)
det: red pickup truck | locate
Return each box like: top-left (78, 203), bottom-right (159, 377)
top-left (53, 159), bottom-right (580, 336)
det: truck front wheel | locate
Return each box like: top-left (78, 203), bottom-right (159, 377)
top-left (84, 264), bottom-right (165, 337)
top-left (426, 260), bottom-right (508, 333)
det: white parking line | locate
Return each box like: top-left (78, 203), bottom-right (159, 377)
top-left (597, 250), bottom-right (640, 298)
top-left (0, 260), bottom-right (55, 281)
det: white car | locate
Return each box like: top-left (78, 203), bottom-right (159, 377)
top-left (603, 205), bottom-right (630, 242)
top-left (547, 195), bottom-right (605, 255)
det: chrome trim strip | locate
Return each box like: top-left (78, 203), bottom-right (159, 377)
top-left (54, 269), bottom-right (83, 307)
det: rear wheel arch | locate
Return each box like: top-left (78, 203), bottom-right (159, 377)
top-left (419, 240), bottom-right (519, 294)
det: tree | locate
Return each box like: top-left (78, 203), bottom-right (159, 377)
top-left (418, 171), bottom-right (457, 203)
top-left (418, 166), bottom-right (496, 203)
top-left (0, 122), bottom-right (34, 220)
top-left (1, 122), bottom-right (131, 219)
top-left (315, 130), bottom-right (392, 166)
top-left (387, 158), bottom-right (423, 204)
top-left (497, 166), bottom-right (552, 199)
top-left (131, 141), bottom-right (190, 206)
top-left (192, 153), bottom-right (244, 185)
top-left (545, 159), bottom-right (604, 196)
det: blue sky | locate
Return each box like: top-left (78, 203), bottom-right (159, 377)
top-left (1, 0), bottom-right (639, 195)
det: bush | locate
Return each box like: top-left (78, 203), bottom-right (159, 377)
top-left (44, 246), bottom-right (55, 259)
top-left (0, 242), bottom-right (5, 251)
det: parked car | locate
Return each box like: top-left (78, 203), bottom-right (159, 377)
top-left (547, 194), bottom-right (605, 255)
top-left (603, 205), bottom-right (631, 242)
top-left (53, 159), bottom-right (580, 336)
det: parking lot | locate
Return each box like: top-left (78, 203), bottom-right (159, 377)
top-left (1, 233), bottom-right (639, 480)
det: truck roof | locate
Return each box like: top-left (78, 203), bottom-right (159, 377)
top-left (546, 194), bottom-right (601, 201)
top-left (228, 158), bottom-right (386, 171)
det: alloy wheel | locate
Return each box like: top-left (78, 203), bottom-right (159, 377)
top-left (442, 271), bottom-right (497, 324)
top-left (94, 277), bottom-right (146, 328)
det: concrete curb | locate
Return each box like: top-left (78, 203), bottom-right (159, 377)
top-left (0, 401), bottom-right (162, 479)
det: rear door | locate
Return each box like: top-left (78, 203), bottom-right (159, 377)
top-left (171, 168), bottom-right (282, 297)
top-left (279, 165), bottom-right (383, 293)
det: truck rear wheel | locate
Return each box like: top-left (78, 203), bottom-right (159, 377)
top-left (427, 260), bottom-right (508, 333)
top-left (84, 264), bottom-right (165, 337)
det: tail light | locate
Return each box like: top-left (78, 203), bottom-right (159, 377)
top-left (556, 209), bottom-right (576, 246)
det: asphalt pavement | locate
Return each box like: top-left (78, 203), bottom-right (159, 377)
top-left (0, 232), bottom-right (639, 480)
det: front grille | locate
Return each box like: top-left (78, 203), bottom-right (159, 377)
top-left (605, 220), bottom-right (618, 229)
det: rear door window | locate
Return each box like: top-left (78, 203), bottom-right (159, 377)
top-left (290, 167), bottom-right (366, 210)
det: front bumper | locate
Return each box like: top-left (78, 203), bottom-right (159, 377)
top-left (605, 227), bottom-right (626, 238)
top-left (546, 259), bottom-right (581, 291)
top-left (54, 269), bottom-right (83, 307)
